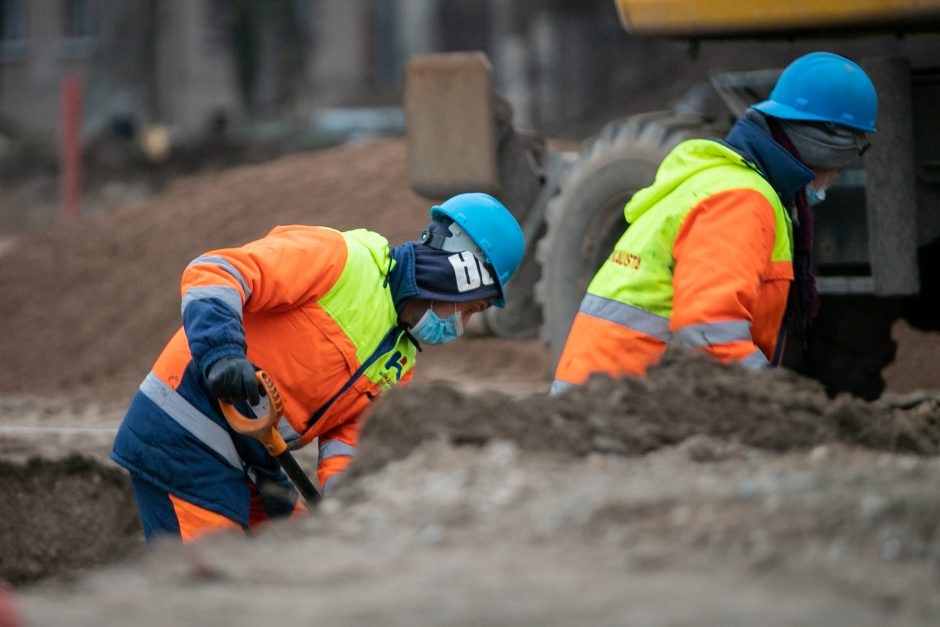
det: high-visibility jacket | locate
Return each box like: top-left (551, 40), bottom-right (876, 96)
top-left (111, 226), bottom-right (417, 524)
top-left (552, 128), bottom-right (814, 394)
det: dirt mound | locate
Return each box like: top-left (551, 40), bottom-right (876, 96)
top-left (16, 433), bottom-right (940, 625)
top-left (4, 356), bottom-right (939, 622)
top-left (0, 140), bottom-right (428, 400)
top-left (348, 353), bottom-right (940, 481)
top-left (0, 455), bottom-right (142, 585)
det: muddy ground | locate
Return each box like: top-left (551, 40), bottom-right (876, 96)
top-left (4, 356), bottom-right (940, 626)
top-left (1, 139), bottom-right (939, 625)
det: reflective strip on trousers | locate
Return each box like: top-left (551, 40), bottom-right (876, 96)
top-left (139, 372), bottom-right (242, 469)
top-left (671, 320), bottom-right (753, 349)
top-left (319, 439), bottom-right (357, 460)
top-left (579, 293), bottom-right (672, 342)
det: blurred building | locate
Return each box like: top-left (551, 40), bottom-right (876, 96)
top-left (0, 0), bottom-right (630, 144)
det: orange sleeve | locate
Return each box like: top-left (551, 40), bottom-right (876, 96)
top-left (316, 417), bottom-right (361, 494)
top-left (180, 226), bottom-right (352, 372)
top-left (671, 188), bottom-right (777, 363)
top-left (182, 225), bottom-right (348, 313)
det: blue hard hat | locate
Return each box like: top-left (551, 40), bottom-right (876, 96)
top-left (429, 193), bottom-right (524, 307)
top-left (753, 52), bottom-right (878, 132)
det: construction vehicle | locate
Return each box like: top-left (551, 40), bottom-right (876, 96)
top-left (404, 1), bottom-right (940, 399)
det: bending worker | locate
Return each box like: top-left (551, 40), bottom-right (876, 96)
top-left (111, 193), bottom-right (524, 543)
top-left (552, 52), bottom-right (877, 394)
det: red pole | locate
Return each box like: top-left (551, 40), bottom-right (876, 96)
top-left (60, 76), bottom-right (82, 222)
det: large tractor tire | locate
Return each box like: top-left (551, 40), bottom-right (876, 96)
top-left (535, 111), bottom-right (723, 366)
top-left (474, 100), bottom-right (550, 340)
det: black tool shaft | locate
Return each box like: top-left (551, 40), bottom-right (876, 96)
top-left (276, 451), bottom-right (322, 503)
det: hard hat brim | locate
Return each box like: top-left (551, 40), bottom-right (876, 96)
top-left (753, 100), bottom-right (876, 133)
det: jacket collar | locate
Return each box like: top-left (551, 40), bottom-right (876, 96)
top-left (723, 118), bottom-right (814, 204)
top-left (387, 242), bottom-right (419, 312)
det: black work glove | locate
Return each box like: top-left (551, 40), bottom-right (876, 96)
top-left (205, 356), bottom-right (262, 405)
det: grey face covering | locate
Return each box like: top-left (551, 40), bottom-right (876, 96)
top-left (745, 108), bottom-right (869, 170)
top-left (776, 118), bottom-right (869, 170)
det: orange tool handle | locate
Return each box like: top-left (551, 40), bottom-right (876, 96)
top-left (219, 371), bottom-right (322, 504)
top-left (218, 370), bottom-right (288, 457)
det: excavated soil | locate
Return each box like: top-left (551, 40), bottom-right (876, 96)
top-left (8, 356), bottom-right (940, 625)
top-left (347, 353), bottom-right (940, 482)
top-left (0, 456), bottom-right (143, 586)
top-left (3, 356), bottom-right (940, 619)
top-left (1, 139), bottom-right (939, 625)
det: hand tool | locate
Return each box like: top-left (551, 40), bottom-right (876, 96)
top-left (219, 370), bottom-right (321, 504)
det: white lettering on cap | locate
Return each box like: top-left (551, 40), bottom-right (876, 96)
top-left (448, 251), bottom-right (494, 292)
top-left (479, 263), bottom-right (494, 286)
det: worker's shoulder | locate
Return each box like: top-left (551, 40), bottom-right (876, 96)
top-left (257, 225), bottom-right (390, 263)
top-left (339, 227), bottom-right (391, 251)
top-left (257, 224), bottom-right (356, 249)
top-left (669, 137), bottom-right (757, 171)
top-left (264, 224), bottom-right (343, 238)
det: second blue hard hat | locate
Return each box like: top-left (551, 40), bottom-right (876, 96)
top-left (753, 52), bottom-right (878, 133)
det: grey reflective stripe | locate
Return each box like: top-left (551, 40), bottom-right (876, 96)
top-left (139, 372), bottom-right (242, 469)
top-left (580, 294), bottom-right (671, 342)
top-left (181, 285), bottom-right (244, 320)
top-left (550, 379), bottom-right (577, 397)
top-left (278, 418), bottom-right (302, 446)
top-left (672, 320), bottom-right (752, 348)
top-left (737, 348), bottom-right (770, 369)
top-left (322, 474), bottom-right (338, 495)
top-left (319, 439), bottom-right (357, 460)
top-left (188, 255), bottom-right (252, 300)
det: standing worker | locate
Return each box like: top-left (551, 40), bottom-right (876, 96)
top-left (551, 52), bottom-right (877, 394)
top-left (111, 193), bottom-right (524, 543)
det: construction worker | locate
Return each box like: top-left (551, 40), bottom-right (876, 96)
top-left (551, 52), bottom-right (877, 395)
top-left (111, 193), bottom-right (524, 543)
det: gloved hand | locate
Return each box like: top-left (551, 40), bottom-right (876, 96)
top-left (205, 356), bottom-right (262, 405)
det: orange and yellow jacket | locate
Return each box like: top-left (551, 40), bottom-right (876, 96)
top-left (112, 226), bottom-right (418, 524)
top-left (552, 120), bottom-right (815, 394)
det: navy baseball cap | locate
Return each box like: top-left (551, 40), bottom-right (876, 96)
top-left (412, 221), bottom-right (501, 303)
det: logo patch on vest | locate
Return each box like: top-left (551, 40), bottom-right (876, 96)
top-left (448, 251), bottom-right (495, 292)
top-left (380, 351), bottom-right (409, 387)
top-left (611, 249), bottom-right (642, 270)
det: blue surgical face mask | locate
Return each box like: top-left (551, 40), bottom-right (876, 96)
top-left (411, 305), bottom-right (464, 345)
top-left (805, 183), bottom-right (828, 206)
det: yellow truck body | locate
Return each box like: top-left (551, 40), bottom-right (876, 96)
top-left (615, 0), bottom-right (940, 37)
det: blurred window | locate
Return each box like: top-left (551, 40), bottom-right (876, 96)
top-left (60, 0), bottom-right (93, 57)
top-left (62, 0), bottom-right (90, 38)
top-left (206, 0), bottom-right (234, 51)
top-left (0, 0), bottom-right (26, 55)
